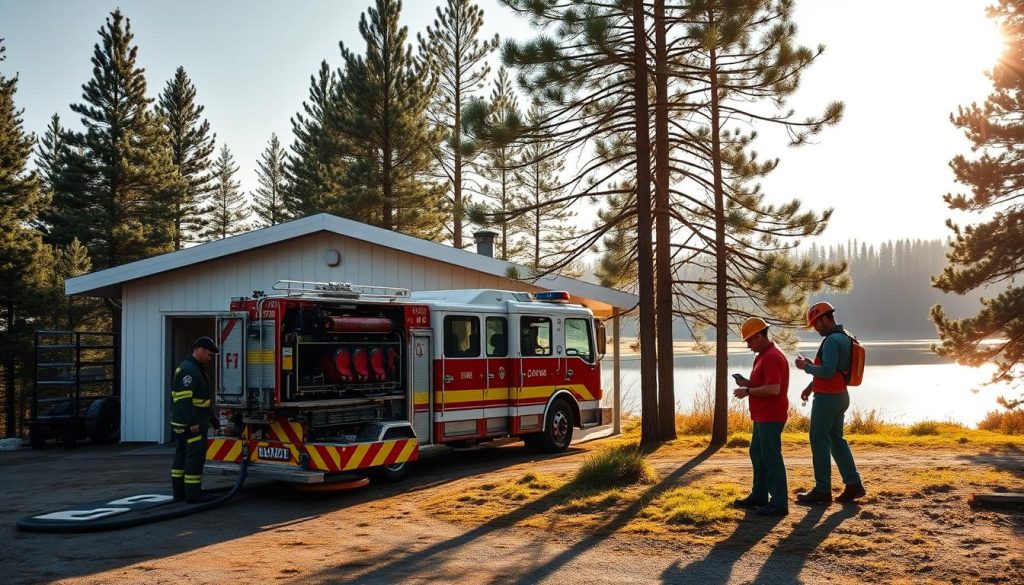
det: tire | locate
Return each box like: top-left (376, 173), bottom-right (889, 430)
top-left (370, 460), bottom-right (412, 483)
top-left (87, 397), bottom-right (120, 444)
top-left (540, 399), bottom-right (574, 453)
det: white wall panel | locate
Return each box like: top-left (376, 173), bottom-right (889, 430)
top-left (118, 232), bottom-right (552, 442)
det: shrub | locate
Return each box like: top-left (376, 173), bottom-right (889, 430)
top-left (725, 434), bottom-right (750, 448)
top-left (977, 408), bottom-right (1024, 435)
top-left (786, 407), bottom-right (811, 432)
top-left (574, 443), bottom-right (657, 488)
top-left (675, 378), bottom-right (752, 435)
top-left (908, 420), bottom-right (941, 436)
top-left (847, 408), bottom-right (885, 434)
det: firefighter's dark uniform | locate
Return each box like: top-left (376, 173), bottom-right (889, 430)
top-left (170, 352), bottom-right (214, 502)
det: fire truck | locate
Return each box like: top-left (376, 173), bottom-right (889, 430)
top-left (205, 280), bottom-right (606, 484)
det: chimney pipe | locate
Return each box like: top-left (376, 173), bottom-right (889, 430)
top-left (473, 230), bottom-right (498, 258)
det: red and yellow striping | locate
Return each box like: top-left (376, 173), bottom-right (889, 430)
top-left (206, 437), bottom-right (418, 473)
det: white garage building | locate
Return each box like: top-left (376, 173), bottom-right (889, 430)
top-left (66, 213), bottom-right (638, 443)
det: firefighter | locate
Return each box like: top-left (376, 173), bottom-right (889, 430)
top-left (170, 336), bottom-right (220, 503)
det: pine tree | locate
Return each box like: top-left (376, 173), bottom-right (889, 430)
top-left (253, 133), bottom-right (289, 226)
top-left (336, 0), bottom-right (447, 240)
top-left (0, 39), bottom-right (52, 436)
top-left (932, 0), bottom-right (1024, 409)
top-left (157, 66), bottom-right (215, 249)
top-left (515, 104), bottom-right (580, 275)
top-left (284, 61), bottom-right (348, 219)
top-left (419, 0), bottom-right (499, 248)
top-left (674, 1), bottom-right (848, 444)
top-left (466, 68), bottom-right (529, 261)
top-left (48, 9), bottom-right (178, 268)
top-left (34, 113), bottom-right (66, 229)
top-left (201, 144), bottom-right (250, 240)
top-left (46, 238), bottom-right (106, 331)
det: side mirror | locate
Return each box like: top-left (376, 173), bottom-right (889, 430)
top-left (596, 321), bottom-right (607, 357)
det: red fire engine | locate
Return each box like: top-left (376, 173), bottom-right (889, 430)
top-left (205, 280), bottom-right (607, 484)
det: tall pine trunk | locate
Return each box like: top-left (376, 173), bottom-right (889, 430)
top-left (5, 302), bottom-right (16, 438)
top-left (632, 0), bottom-right (660, 446)
top-left (654, 0), bottom-right (676, 441)
top-left (453, 93), bottom-right (463, 249)
top-left (709, 12), bottom-right (729, 447)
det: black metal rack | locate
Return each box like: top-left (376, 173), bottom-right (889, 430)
top-left (28, 331), bottom-right (119, 449)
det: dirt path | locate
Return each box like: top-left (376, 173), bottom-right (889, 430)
top-left (2, 440), bottom-right (1022, 584)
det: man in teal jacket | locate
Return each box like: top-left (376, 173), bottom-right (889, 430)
top-left (170, 336), bottom-right (219, 503)
top-left (794, 302), bottom-right (865, 504)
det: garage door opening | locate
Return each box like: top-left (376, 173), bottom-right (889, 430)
top-left (164, 316), bottom-right (217, 442)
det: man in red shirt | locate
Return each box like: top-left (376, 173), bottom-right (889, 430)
top-left (732, 317), bottom-right (790, 516)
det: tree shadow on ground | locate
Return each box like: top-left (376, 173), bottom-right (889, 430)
top-left (958, 443), bottom-right (1024, 536)
top-left (297, 444), bottom-right (723, 584)
top-left (662, 503), bottom-right (857, 584)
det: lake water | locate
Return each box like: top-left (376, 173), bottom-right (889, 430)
top-left (602, 340), bottom-right (1012, 427)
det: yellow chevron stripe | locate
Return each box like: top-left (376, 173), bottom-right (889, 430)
top-left (344, 443), bottom-right (372, 471)
top-left (370, 442), bottom-right (395, 467)
top-left (306, 445), bottom-right (328, 471)
top-left (396, 439), bottom-right (417, 462)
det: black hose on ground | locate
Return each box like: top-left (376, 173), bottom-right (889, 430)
top-left (16, 447), bottom-right (250, 533)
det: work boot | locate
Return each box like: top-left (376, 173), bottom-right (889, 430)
top-left (795, 489), bottom-right (833, 504)
top-left (755, 504), bottom-right (789, 517)
top-left (732, 495), bottom-right (768, 508)
top-left (835, 483), bottom-right (866, 503)
top-left (172, 480), bottom-right (185, 502)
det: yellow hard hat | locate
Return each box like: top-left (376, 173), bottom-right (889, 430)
top-left (806, 301), bottom-right (835, 327)
top-left (740, 317), bottom-right (769, 341)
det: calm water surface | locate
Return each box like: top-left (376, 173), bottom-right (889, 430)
top-left (602, 340), bottom-right (1011, 426)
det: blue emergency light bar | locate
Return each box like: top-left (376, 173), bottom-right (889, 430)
top-left (534, 291), bottom-right (571, 303)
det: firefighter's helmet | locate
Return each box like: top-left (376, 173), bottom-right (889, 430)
top-left (806, 302), bottom-right (835, 328)
top-left (740, 317), bottom-right (769, 341)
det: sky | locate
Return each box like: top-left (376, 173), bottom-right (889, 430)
top-left (0, 0), bottom-right (1005, 247)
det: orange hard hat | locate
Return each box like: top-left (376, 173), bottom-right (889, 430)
top-left (740, 317), bottom-right (769, 341)
top-left (806, 301), bottom-right (835, 327)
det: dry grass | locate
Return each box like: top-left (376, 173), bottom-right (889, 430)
top-left (574, 443), bottom-right (657, 488)
top-left (978, 408), bottom-right (1024, 435)
top-left (638, 482), bottom-right (743, 526)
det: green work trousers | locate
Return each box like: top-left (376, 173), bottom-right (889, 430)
top-left (171, 418), bottom-right (209, 500)
top-left (750, 421), bottom-right (788, 507)
top-left (809, 391), bottom-right (861, 492)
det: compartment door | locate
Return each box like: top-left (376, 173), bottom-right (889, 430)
top-left (216, 314), bottom-right (246, 407)
top-left (411, 332), bottom-right (433, 443)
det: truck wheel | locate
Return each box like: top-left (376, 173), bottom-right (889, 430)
top-left (540, 399), bottom-right (574, 453)
top-left (370, 461), bottom-right (412, 483)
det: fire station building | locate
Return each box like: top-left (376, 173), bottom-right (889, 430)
top-left (65, 213), bottom-right (638, 443)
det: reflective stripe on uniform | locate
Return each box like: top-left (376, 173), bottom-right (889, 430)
top-left (171, 422), bottom-right (188, 429)
top-left (171, 469), bottom-right (184, 478)
top-left (172, 390), bottom-right (193, 401)
top-left (192, 399), bottom-right (211, 408)
top-left (187, 435), bottom-right (203, 444)
top-left (184, 474), bottom-right (202, 484)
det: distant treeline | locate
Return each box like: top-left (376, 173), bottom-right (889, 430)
top-left (799, 239), bottom-right (988, 339)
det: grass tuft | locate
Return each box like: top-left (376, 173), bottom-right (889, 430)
top-left (574, 443), bottom-right (657, 488)
top-left (725, 434), bottom-right (750, 448)
top-left (908, 420), bottom-right (941, 436)
top-left (641, 482), bottom-right (743, 526)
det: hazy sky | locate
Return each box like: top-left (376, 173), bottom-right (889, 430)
top-left (0, 0), bottom-right (1003, 247)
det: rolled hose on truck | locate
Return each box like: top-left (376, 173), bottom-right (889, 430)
top-left (15, 446), bottom-right (250, 533)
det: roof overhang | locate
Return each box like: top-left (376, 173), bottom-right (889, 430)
top-left (66, 213), bottom-right (639, 315)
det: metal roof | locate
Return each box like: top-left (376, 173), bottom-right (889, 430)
top-left (65, 213), bottom-right (639, 312)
